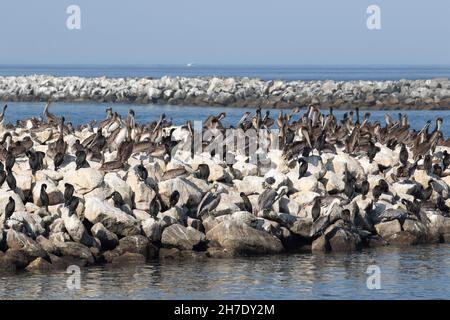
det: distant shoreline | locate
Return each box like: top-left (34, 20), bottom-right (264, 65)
top-left (1, 75), bottom-right (449, 110)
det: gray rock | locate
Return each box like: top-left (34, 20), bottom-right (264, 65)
top-left (6, 230), bottom-right (46, 259)
top-left (161, 224), bottom-right (205, 250)
top-left (206, 220), bottom-right (284, 255)
top-left (91, 222), bottom-right (119, 250)
top-left (84, 197), bottom-right (141, 237)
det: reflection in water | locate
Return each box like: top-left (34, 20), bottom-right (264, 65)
top-left (1, 244), bottom-right (449, 299)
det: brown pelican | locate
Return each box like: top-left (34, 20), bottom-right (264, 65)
top-left (43, 102), bottom-right (59, 124)
top-left (0, 105), bottom-right (7, 124)
top-left (257, 185), bottom-right (288, 212)
top-left (99, 152), bottom-right (124, 172)
top-left (197, 185), bottom-right (221, 218)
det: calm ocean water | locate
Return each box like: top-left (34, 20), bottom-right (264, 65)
top-left (3, 102), bottom-right (450, 138)
top-left (1, 65), bottom-right (450, 81)
top-left (1, 245), bottom-right (449, 300)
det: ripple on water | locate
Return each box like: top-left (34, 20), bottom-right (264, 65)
top-left (0, 244), bottom-right (449, 299)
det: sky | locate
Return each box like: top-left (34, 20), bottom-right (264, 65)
top-left (0, 0), bottom-right (449, 65)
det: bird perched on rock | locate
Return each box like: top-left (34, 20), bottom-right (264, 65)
top-left (169, 190), bottom-right (180, 208)
top-left (6, 170), bottom-right (16, 192)
top-left (195, 164), bottom-right (210, 182)
top-left (40, 183), bottom-right (49, 210)
top-left (4, 196), bottom-right (15, 222)
top-left (149, 197), bottom-right (161, 219)
top-left (298, 158), bottom-right (308, 179)
top-left (64, 183), bottom-right (75, 207)
top-left (311, 197), bottom-right (321, 221)
top-left (399, 143), bottom-right (408, 166)
top-left (240, 192), bottom-right (253, 213)
top-left (136, 160), bottom-right (148, 181)
top-left (198, 185), bottom-right (221, 218)
top-left (109, 191), bottom-right (125, 208)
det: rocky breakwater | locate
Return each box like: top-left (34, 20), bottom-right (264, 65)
top-left (1, 75), bottom-right (450, 109)
top-left (1, 106), bottom-right (450, 273)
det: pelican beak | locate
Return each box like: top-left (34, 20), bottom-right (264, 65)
top-left (417, 122), bottom-right (431, 136)
top-left (302, 128), bottom-right (312, 149)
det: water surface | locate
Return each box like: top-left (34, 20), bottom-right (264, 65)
top-left (1, 245), bottom-right (449, 299)
top-left (1, 65), bottom-right (450, 81)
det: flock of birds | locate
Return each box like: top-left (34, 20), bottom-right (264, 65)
top-left (1, 102), bottom-right (450, 238)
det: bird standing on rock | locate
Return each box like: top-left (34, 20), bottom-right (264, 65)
top-left (169, 190), bottom-right (180, 208)
top-left (136, 161), bottom-right (148, 181)
top-left (6, 170), bottom-right (16, 192)
top-left (399, 143), bottom-right (408, 166)
top-left (109, 191), bottom-right (125, 208)
top-left (40, 183), bottom-right (49, 210)
top-left (4, 196), bottom-right (15, 222)
top-left (298, 158), bottom-right (308, 179)
top-left (240, 192), bottom-right (253, 213)
top-left (195, 164), bottom-right (210, 181)
top-left (64, 183), bottom-right (75, 207)
top-left (0, 167), bottom-right (6, 188)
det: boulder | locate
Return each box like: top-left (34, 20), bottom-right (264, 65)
top-left (54, 241), bottom-right (95, 264)
top-left (116, 235), bottom-right (150, 258)
top-left (375, 220), bottom-right (402, 238)
top-left (126, 172), bottom-right (156, 210)
top-left (6, 230), bottom-right (46, 259)
top-left (105, 172), bottom-right (133, 207)
top-left (32, 180), bottom-right (64, 206)
top-left (234, 176), bottom-right (265, 195)
top-left (327, 227), bottom-right (362, 252)
top-left (158, 177), bottom-right (203, 208)
top-left (64, 168), bottom-right (104, 194)
top-left (161, 224), bottom-right (205, 250)
top-left (141, 218), bottom-right (163, 242)
top-left (206, 220), bottom-right (284, 255)
top-left (112, 252), bottom-right (146, 265)
top-left (84, 197), bottom-right (141, 237)
top-left (63, 210), bottom-right (95, 247)
top-left (26, 257), bottom-right (54, 272)
top-left (311, 234), bottom-right (330, 253)
top-left (91, 222), bottom-right (119, 250)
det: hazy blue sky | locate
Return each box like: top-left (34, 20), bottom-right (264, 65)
top-left (0, 0), bottom-right (448, 65)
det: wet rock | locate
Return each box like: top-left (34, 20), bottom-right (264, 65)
top-left (311, 234), bottom-right (330, 253)
top-left (116, 235), bottom-right (151, 258)
top-left (111, 252), bottom-right (146, 265)
top-left (3, 249), bottom-right (31, 268)
top-left (375, 220), bottom-right (402, 238)
top-left (327, 227), bottom-right (362, 252)
top-left (26, 257), bottom-right (54, 272)
top-left (54, 241), bottom-right (95, 264)
top-left (6, 230), bottom-right (46, 259)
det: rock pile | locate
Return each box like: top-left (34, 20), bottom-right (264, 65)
top-left (1, 75), bottom-right (450, 109)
